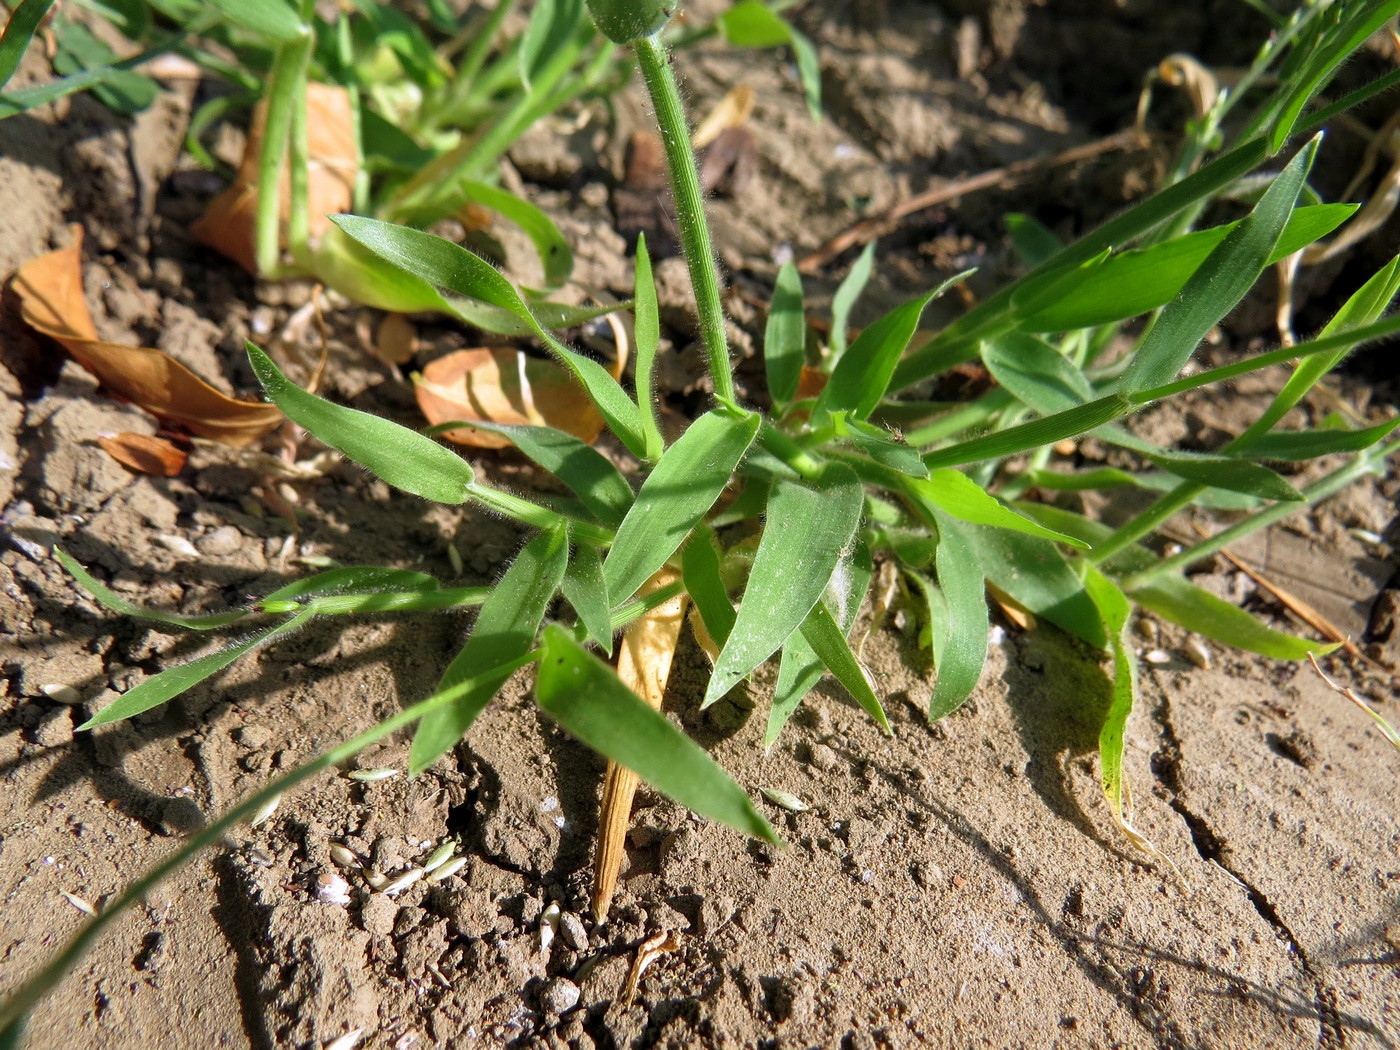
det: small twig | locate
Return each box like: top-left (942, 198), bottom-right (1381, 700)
top-left (797, 129), bottom-right (1142, 274)
top-left (593, 567), bottom-right (688, 922)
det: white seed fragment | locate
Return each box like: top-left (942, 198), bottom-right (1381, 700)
top-left (361, 868), bottom-right (388, 891)
top-left (447, 542), bottom-right (464, 575)
top-left (1142, 649), bottom-right (1173, 666)
top-left (249, 795), bottom-right (281, 828)
top-left (1349, 528), bottom-right (1385, 546)
top-left (538, 901), bottom-right (561, 952)
top-left (760, 788), bottom-right (809, 813)
top-left (380, 867), bottom-right (426, 896)
top-left (156, 534), bottom-right (200, 558)
top-left (315, 871), bottom-right (352, 906)
top-left (323, 1027), bottom-right (365, 1050)
top-left (41, 684), bottom-right (82, 705)
top-left (329, 843), bottom-right (361, 867)
top-left (61, 891), bottom-right (97, 916)
top-left (987, 625), bottom-right (1007, 646)
top-left (426, 856), bottom-right (467, 882)
top-left (346, 768), bottom-right (399, 782)
top-left (1183, 638), bottom-right (1212, 669)
top-left (294, 555), bottom-right (337, 569)
top-left (421, 839), bottom-right (458, 874)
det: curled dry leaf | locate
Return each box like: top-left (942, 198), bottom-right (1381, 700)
top-left (192, 83), bottom-right (356, 273)
top-left (415, 347), bottom-right (606, 448)
top-left (11, 227), bottom-right (283, 447)
top-left (97, 432), bottom-right (189, 476)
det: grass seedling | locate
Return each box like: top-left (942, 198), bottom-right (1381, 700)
top-left (7, 0), bottom-right (1400, 1040)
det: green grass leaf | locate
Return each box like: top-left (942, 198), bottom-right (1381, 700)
top-left (891, 137), bottom-right (1271, 389)
top-left (78, 610), bottom-right (316, 729)
top-left (458, 180), bottom-right (574, 290)
top-left (921, 395), bottom-right (1132, 469)
top-left (203, 0), bottom-right (307, 42)
top-left (983, 331), bottom-right (1094, 413)
top-left (56, 549), bottom-right (249, 629)
top-left (0, 0), bottom-right (57, 93)
top-left (682, 525), bottom-right (737, 652)
top-left (965, 526), bottom-right (1106, 648)
top-left (1242, 417), bottom-right (1400, 461)
top-left (535, 624), bottom-right (778, 842)
top-left (562, 544), bottom-right (612, 653)
top-left (905, 469), bottom-right (1091, 549)
top-left (453, 422), bottom-right (634, 529)
top-left (1018, 204), bottom-right (1355, 332)
top-left (704, 464), bottom-right (864, 706)
top-left (829, 240), bottom-right (875, 360)
top-left (410, 528), bottom-right (569, 773)
top-left (815, 275), bottom-right (965, 423)
top-left (832, 414), bottom-right (927, 477)
top-left (798, 599), bottom-right (890, 733)
top-left (1129, 574), bottom-right (1337, 661)
top-left (331, 215), bottom-right (646, 455)
top-left (1120, 138), bottom-right (1316, 392)
top-left (764, 261), bottom-right (806, 410)
top-left (603, 410), bottom-right (760, 604)
top-left (520, 0), bottom-right (585, 92)
top-left (1078, 564), bottom-right (1136, 826)
top-left (921, 513), bottom-right (989, 719)
top-left (633, 234), bottom-right (665, 460)
top-left (764, 541), bottom-right (871, 746)
top-left (247, 343), bottom-right (475, 504)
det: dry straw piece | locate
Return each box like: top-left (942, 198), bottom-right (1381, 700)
top-left (592, 567), bottom-right (688, 921)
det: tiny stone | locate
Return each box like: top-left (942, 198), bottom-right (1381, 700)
top-left (538, 978), bottom-right (580, 1016)
top-left (197, 525), bottom-right (244, 556)
top-left (559, 912), bottom-right (588, 952)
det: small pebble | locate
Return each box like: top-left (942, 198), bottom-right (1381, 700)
top-left (808, 743), bottom-right (838, 771)
top-left (538, 977), bottom-right (580, 1016)
top-left (559, 911), bottom-right (588, 952)
top-left (196, 525), bottom-right (244, 556)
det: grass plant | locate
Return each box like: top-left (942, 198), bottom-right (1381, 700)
top-left (6, 0), bottom-right (1400, 1040)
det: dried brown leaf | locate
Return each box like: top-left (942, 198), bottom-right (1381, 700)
top-left (414, 347), bottom-right (605, 448)
top-left (98, 432), bottom-right (188, 476)
top-left (622, 931), bottom-right (682, 1007)
top-left (11, 227), bottom-right (283, 447)
top-left (192, 83), bottom-right (357, 273)
top-left (692, 84), bottom-right (755, 149)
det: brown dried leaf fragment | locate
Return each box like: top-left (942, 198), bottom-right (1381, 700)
top-left (622, 931), bottom-right (682, 1007)
top-left (98, 432), bottom-right (188, 476)
top-left (11, 227), bottom-right (283, 447)
top-left (414, 347), bottom-right (605, 448)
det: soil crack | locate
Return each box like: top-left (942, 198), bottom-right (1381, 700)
top-left (1150, 691), bottom-right (1344, 1049)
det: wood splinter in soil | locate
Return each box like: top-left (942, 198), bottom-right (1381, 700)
top-left (593, 566), bottom-right (688, 922)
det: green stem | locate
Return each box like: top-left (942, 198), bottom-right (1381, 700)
top-left (467, 483), bottom-right (614, 548)
top-left (632, 34), bottom-right (736, 408)
top-left (0, 651), bottom-right (541, 1040)
top-left (255, 29), bottom-right (315, 277)
top-left (1119, 438), bottom-right (1400, 590)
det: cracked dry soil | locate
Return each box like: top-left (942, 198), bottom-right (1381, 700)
top-left (3, 1), bottom-right (1400, 1047)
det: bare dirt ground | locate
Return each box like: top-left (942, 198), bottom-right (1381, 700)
top-left (2, 2), bottom-right (1399, 1048)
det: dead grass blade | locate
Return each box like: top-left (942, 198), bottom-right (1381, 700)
top-left (12, 227), bottom-right (283, 447)
top-left (622, 930), bottom-right (682, 1007)
top-left (593, 567), bottom-right (688, 922)
top-left (1307, 653), bottom-right (1400, 751)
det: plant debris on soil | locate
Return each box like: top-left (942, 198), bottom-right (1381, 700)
top-left (2, 2), bottom-right (1399, 1049)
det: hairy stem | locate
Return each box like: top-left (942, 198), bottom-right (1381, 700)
top-left (633, 34), bottom-right (736, 408)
